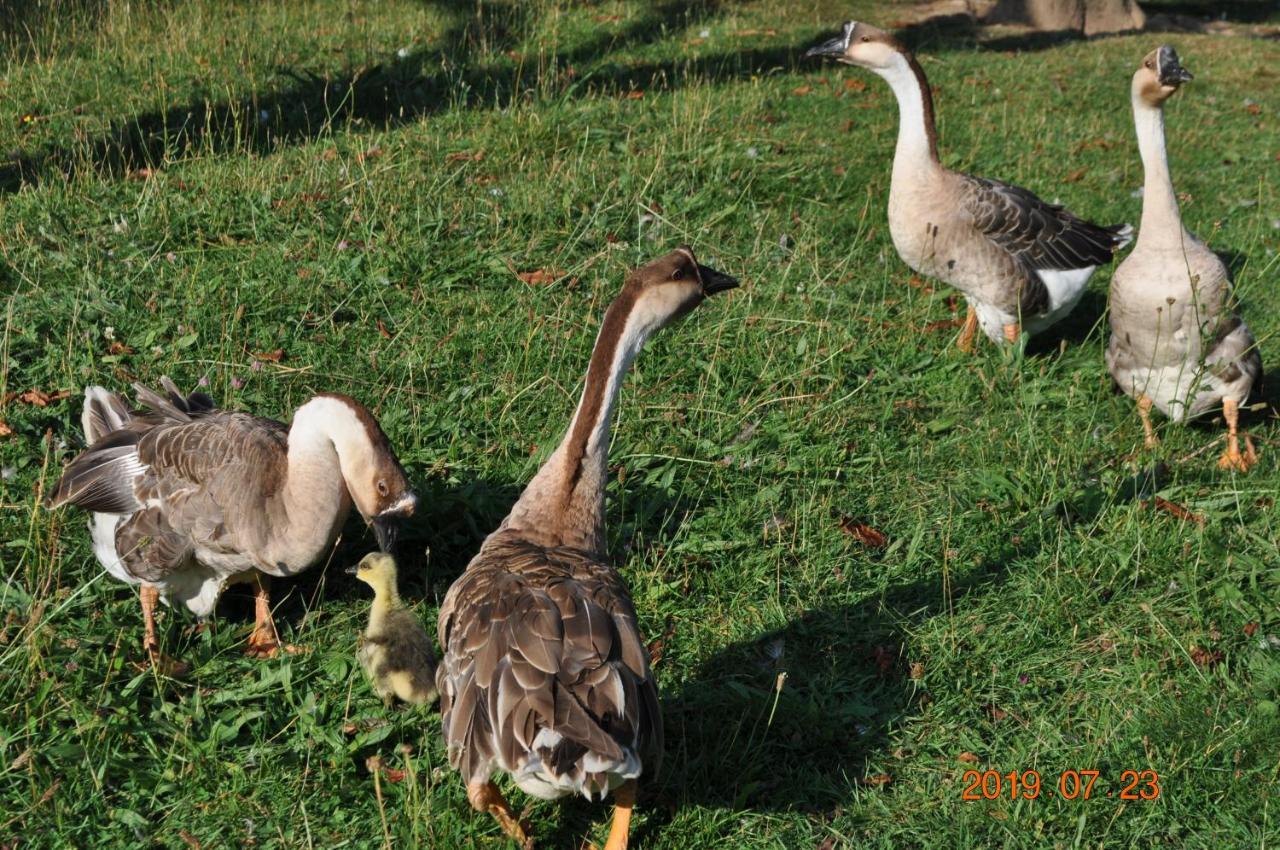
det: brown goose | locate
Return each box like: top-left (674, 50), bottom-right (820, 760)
top-left (1106, 46), bottom-right (1262, 470)
top-left (807, 21), bottom-right (1132, 348)
top-left (436, 248), bottom-right (737, 849)
top-left (48, 378), bottom-right (416, 671)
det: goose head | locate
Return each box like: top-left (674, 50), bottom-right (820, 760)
top-left (805, 21), bottom-right (905, 73)
top-left (619, 246), bottom-right (738, 333)
top-left (308, 394), bottom-right (416, 552)
top-left (1134, 45), bottom-right (1192, 107)
top-left (346, 551), bottom-right (398, 593)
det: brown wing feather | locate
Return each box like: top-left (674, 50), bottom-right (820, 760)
top-left (437, 533), bottom-right (661, 793)
top-left (962, 174), bottom-right (1129, 314)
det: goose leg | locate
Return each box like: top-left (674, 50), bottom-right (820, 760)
top-left (956, 305), bottom-right (978, 353)
top-left (1136, 395), bottom-right (1159, 448)
top-left (468, 781), bottom-right (533, 850)
top-left (1002, 323), bottom-right (1020, 344)
top-left (139, 585), bottom-right (189, 676)
top-left (245, 573), bottom-right (284, 658)
top-left (602, 780), bottom-right (637, 850)
top-left (1216, 398), bottom-right (1257, 472)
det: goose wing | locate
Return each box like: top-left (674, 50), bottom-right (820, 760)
top-left (961, 174), bottom-right (1130, 313)
top-left (437, 538), bottom-right (661, 797)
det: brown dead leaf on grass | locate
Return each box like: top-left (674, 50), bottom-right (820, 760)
top-left (377, 319), bottom-right (393, 340)
top-left (6, 389), bottom-right (72, 407)
top-left (837, 515), bottom-right (887, 547)
top-left (815, 838), bottom-right (837, 850)
top-left (593, 13), bottom-right (622, 22)
top-left (356, 147), bottom-right (384, 162)
top-left (1146, 497), bottom-right (1205, 526)
top-left (1244, 622), bottom-right (1259, 637)
top-left (517, 269), bottom-right (576, 287)
top-left (646, 616), bottom-right (677, 668)
top-left (733, 28), bottom-right (778, 37)
top-left (1190, 646), bottom-right (1224, 669)
top-left (859, 773), bottom-right (893, 787)
top-left (107, 341), bottom-right (133, 355)
top-left (446, 150), bottom-right (484, 163)
top-left (792, 85), bottom-right (812, 96)
top-left (984, 703), bottom-right (1008, 722)
top-left (923, 317), bottom-right (963, 333)
top-left (957, 752), bottom-right (980, 764)
top-left (1064, 167), bottom-right (1088, 183)
top-left (252, 348), bottom-right (285, 363)
top-left (624, 90), bottom-right (645, 100)
top-left (178, 830), bottom-right (203, 850)
top-left (0, 421), bottom-right (11, 438)
top-left (844, 78), bottom-right (867, 92)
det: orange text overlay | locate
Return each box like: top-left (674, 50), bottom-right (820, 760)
top-left (960, 769), bottom-right (1160, 801)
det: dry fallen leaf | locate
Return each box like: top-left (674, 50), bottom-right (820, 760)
top-left (1246, 103), bottom-right (1262, 115)
top-left (646, 616), bottom-right (677, 668)
top-left (1149, 496), bottom-right (1205, 526)
top-left (177, 830), bottom-right (203, 850)
top-left (844, 78), bottom-right (867, 92)
top-left (815, 838), bottom-right (837, 850)
top-left (1244, 622), bottom-right (1259, 637)
top-left (957, 752), bottom-right (980, 764)
top-left (107, 341), bottom-right (134, 355)
top-left (909, 661), bottom-right (925, 680)
top-left (792, 85), bottom-right (812, 96)
top-left (252, 348), bottom-right (285, 363)
top-left (517, 269), bottom-right (573, 286)
top-left (7, 389), bottom-right (72, 407)
top-left (0, 421), bottom-right (12, 438)
top-left (985, 703), bottom-right (1008, 722)
top-left (377, 318), bottom-right (393, 340)
top-left (1189, 646), bottom-right (1224, 669)
top-left (1064, 167), bottom-right (1088, 183)
top-left (446, 150), bottom-right (484, 163)
top-left (859, 773), bottom-right (893, 786)
top-left (356, 147), bottom-right (384, 162)
top-left (923, 318), bottom-right (963, 333)
top-left (593, 13), bottom-right (622, 22)
top-left (838, 515), bottom-right (888, 548)
top-left (624, 90), bottom-right (645, 100)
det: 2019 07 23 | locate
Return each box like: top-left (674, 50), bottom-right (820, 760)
top-left (960, 769), bottom-right (1160, 801)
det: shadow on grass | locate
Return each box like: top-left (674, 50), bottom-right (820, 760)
top-left (0, 0), bottom-right (800, 194)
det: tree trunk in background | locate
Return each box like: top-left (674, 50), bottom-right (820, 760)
top-left (986, 0), bottom-right (1145, 35)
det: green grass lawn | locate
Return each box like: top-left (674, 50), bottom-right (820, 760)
top-left (2, 1), bottom-right (1278, 847)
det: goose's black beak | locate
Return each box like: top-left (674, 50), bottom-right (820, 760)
top-left (699, 265), bottom-right (739, 296)
top-left (344, 564), bottom-right (359, 575)
top-left (372, 492), bottom-right (416, 552)
top-left (806, 21), bottom-right (853, 59)
top-left (1156, 45), bottom-right (1193, 86)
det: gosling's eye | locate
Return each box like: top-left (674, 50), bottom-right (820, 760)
top-left (377, 480), bottom-right (389, 496)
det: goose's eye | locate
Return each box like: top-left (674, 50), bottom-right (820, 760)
top-left (672, 267), bottom-right (684, 280)
top-left (861, 36), bottom-right (871, 42)
top-left (377, 479), bottom-right (389, 497)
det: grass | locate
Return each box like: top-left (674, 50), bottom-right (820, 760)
top-left (2, 0), bottom-right (1279, 847)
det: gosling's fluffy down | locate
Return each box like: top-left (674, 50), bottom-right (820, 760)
top-left (349, 552), bottom-right (438, 707)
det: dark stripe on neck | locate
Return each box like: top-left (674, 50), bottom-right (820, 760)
top-left (904, 53), bottom-right (940, 162)
top-left (560, 284), bottom-right (640, 495)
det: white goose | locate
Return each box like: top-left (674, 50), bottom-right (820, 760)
top-left (807, 21), bottom-right (1132, 348)
top-left (1106, 46), bottom-right (1263, 470)
top-left (48, 378), bottom-right (416, 671)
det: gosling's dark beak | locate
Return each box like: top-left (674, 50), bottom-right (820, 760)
top-left (1157, 45), bottom-right (1193, 86)
top-left (806, 21), bottom-right (853, 59)
top-left (698, 265), bottom-right (739, 296)
top-left (372, 492), bottom-right (417, 552)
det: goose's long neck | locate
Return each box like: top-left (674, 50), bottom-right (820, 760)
top-left (878, 52), bottom-right (941, 183)
top-left (504, 290), bottom-right (657, 553)
top-left (1133, 98), bottom-right (1185, 252)
top-left (269, 401), bottom-right (361, 570)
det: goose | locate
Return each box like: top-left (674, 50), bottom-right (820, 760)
top-left (1106, 46), bottom-right (1262, 470)
top-left (436, 248), bottom-right (737, 850)
top-left (47, 378), bottom-right (417, 672)
top-left (349, 551), bottom-right (438, 707)
top-left (807, 21), bottom-right (1132, 348)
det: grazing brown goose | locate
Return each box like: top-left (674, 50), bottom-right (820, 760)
top-left (48, 378), bottom-right (416, 671)
top-left (436, 248), bottom-right (737, 850)
top-left (1107, 46), bottom-right (1262, 470)
top-left (349, 551), bottom-right (438, 707)
top-left (807, 21), bottom-right (1132, 348)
